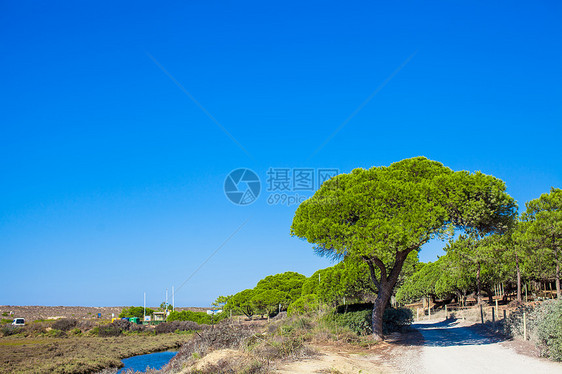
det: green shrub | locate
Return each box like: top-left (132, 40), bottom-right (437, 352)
top-left (119, 306), bottom-right (154, 319)
top-left (167, 310), bottom-right (227, 325)
top-left (534, 300), bottom-right (562, 361)
top-left (52, 318), bottom-right (78, 331)
top-left (333, 306), bottom-right (413, 335)
top-left (1, 318), bottom-right (13, 324)
top-left (45, 329), bottom-right (66, 338)
top-left (287, 295), bottom-right (320, 316)
top-left (0, 325), bottom-right (21, 337)
top-left (98, 324), bottom-right (122, 337)
top-left (1, 312), bottom-right (8, 316)
top-left (382, 308), bottom-right (413, 333)
top-left (334, 310), bottom-right (371, 335)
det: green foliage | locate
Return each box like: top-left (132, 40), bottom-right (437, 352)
top-left (333, 307), bottom-right (413, 335)
top-left (396, 261), bottom-right (442, 303)
top-left (167, 310), bottom-right (226, 325)
top-left (45, 329), bottom-right (66, 338)
top-left (0, 325), bottom-right (21, 336)
top-left (251, 289), bottom-right (288, 316)
top-left (301, 259), bottom-right (376, 307)
top-left (212, 295), bottom-right (231, 308)
top-left (255, 272), bottom-right (306, 304)
top-left (224, 289), bottom-right (255, 318)
top-left (505, 300), bottom-right (562, 361)
top-left (1, 318), bottom-right (13, 324)
top-left (287, 294), bottom-right (321, 316)
top-left (523, 188), bottom-right (562, 285)
top-left (334, 310), bottom-right (371, 335)
top-left (292, 157), bottom-right (516, 265)
top-left (534, 300), bottom-right (562, 361)
top-left (119, 306), bottom-right (154, 319)
top-left (98, 324), bottom-right (122, 337)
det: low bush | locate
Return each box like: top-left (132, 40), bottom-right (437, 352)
top-left (1, 318), bottom-right (13, 324)
top-left (45, 328), bottom-right (66, 338)
top-left (287, 294), bottom-right (320, 316)
top-left (505, 300), bottom-right (562, 361)
top-left (52, 318), bottom-right (78, 332)
top-left (167, 310), bottom-right (227, 325)
top-left (0, 325), bottom-right (21, 337)
top-left (98, 324), bottom-right (123, 337)
top-left (24, 322), bottom-right (49, 336)
top-left (333, 305), bottom-right (413, 335)
top-left (383, 307), bottom-right (413, 333)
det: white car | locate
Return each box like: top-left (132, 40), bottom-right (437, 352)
top-left (11, 318), bottom-right (25, 326)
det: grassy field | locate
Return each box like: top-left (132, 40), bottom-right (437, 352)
top-left (0, 333), bottom-right (193, 374)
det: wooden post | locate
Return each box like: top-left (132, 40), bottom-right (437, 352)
top-left (495, 299), bottom-right (499, 320)
top-left (523, 311), bottom-right (527, 341)
top-left (503, 309), bottom-right (507, 320)
top-left (492, 307), bottom-right (495, 323)
top-left (445, 304), bottom-right (448, 319)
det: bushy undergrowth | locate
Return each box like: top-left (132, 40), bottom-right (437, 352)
top-left (0, 325), bottom-right (21, 337)
top-left (52, 318), bottom-right (78, 331)
top-left (287, 294), bottom-right (320, 316)
top-left (167, 310), bottom-right (228, 325)
top-left (505, 299), bottom-right (562, 361)
top-left (332, 305), bottom-right (413, 335)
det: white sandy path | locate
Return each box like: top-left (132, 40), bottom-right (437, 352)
top-left (406, 319), bottom-right (562, 374)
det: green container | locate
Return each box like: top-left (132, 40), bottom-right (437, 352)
top-left (129, 317), bottom-right (140, 324)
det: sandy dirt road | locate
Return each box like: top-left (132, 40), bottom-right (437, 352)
top-left (395, 319), bottom-right (562, 374)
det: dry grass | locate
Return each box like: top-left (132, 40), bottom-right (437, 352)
top-left (0, 333), bottom-right (192, 374)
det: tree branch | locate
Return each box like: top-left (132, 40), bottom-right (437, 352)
top-left (362, 256), bottom-right (381, 290)
top-left (371, 256), bottom-right (388, 283)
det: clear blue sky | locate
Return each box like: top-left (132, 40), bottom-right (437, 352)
top-left (1, 1), bottom-right (561, 307)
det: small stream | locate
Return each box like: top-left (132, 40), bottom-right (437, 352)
top-left (116, 351), bottom-right (177, 373)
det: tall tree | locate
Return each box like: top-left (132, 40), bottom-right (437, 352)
top-left (523, 188), bottom-right (562, 298)
top-left (291, 157), bottom-right (516, 340)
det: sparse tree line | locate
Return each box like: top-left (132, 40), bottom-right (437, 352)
top-left (396, 187), bottom-right (562, 307)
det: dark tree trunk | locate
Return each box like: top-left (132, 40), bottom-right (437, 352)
top-left (372, 284), bottom-right (392, 340)
top-left (365, 250), bottom-right (409, 341)
top-left (516, 252), bottom-right (522, 303)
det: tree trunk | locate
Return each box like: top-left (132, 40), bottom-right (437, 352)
top-left (367, 250), bottom-right (409, 341)
top-left (516, 252), bottom-right (522, 302)
top-left (476, 263), bottom-right (482, 305)
top-left (371, 283), bottom-right (392, 340)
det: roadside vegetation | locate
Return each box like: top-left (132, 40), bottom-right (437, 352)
top-left (0, 318), bottom-right (198, 374)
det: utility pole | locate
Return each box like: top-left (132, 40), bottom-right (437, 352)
top-left (166, 288), bottom-right (168, 315)
top-left (144, 292), bottom-right (146, 321)
top-left (172, 286), bottom-right (175, 311)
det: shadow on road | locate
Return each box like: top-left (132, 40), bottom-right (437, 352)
top-left (408, 318), bottom-right (507, 347)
